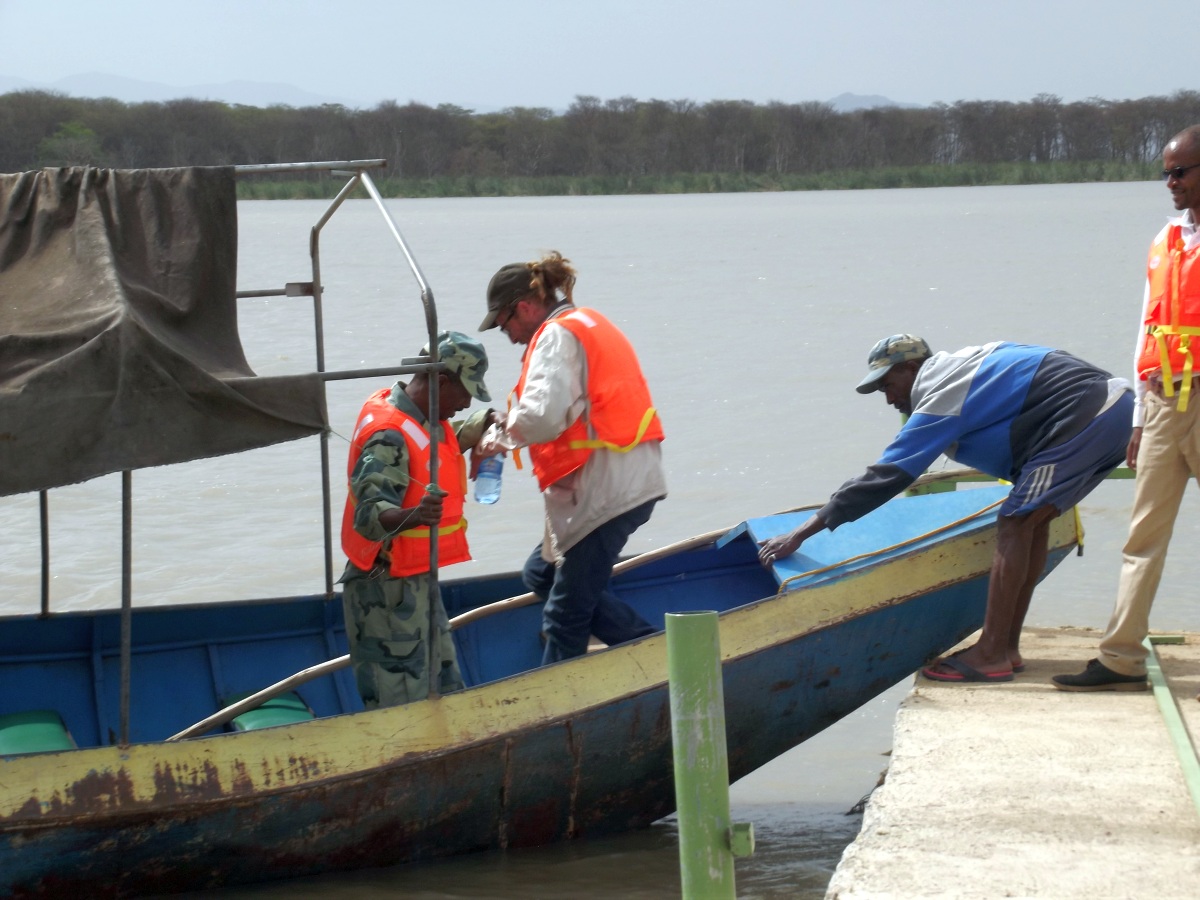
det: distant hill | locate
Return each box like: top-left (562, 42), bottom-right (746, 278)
top-left (0, 73), bottom-right (354, 108)
top-left (826, 92), bottom-right (924, 112)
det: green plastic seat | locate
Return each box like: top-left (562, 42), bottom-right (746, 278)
top-left (225, 691), bottom-right (314, 732)
top-left (0, 710), bottom-right (76, 755)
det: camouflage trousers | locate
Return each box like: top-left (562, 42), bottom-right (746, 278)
top-left (341, 568), bottom-right (464, 709)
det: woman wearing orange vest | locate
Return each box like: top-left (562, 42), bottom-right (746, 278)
top-left (340, 331), bottom-right (494, 708)
top-left (478, 251), bottom-right (667, 665)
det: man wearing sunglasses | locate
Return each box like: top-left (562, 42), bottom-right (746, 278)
top-left (1055, 125), bottom-right (1200, 692)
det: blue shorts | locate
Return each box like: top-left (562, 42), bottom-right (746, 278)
top-left (1001, 390), bottom-right (1134, 518)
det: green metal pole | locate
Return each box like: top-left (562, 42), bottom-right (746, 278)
top-left (1145, 636), bottom-right (1200, 817)
top-left (666, 611), bottom-right (754, 899)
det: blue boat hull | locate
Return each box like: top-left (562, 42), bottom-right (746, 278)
top-left (0, 488), bottom-right (1077, 896)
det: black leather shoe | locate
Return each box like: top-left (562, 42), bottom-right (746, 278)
top-left (1052, 658), bottom-right (1148, 692)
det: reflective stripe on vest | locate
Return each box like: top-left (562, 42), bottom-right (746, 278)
top-left (340, 388), bottom-right (470, 577)
top-left (512, 307), bottom-right (664, 490)
top-left (1140, 224), bottom-right (1200, 411)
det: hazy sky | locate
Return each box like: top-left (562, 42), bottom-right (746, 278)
top-left (0, 0), bottom-right (1183, 110)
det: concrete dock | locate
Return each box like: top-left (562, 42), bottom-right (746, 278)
top-left (826, 626), bottom-right (1200, 899)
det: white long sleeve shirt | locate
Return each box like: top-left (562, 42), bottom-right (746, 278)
top-left (488, 306), bottom-right (667, 560)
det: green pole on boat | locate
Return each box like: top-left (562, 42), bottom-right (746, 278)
top-left (666, 611), bottom-right (754, 899)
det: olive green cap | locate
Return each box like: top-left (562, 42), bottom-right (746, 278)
top-left (422, 330), bottom-right (491, 402)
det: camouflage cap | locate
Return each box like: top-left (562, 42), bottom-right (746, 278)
top-left (855, 334), bottom-right (932, 394)
top-left (479, 262), bottom-right (533, 331)
top-left (422, 330), bottom-right (491, 402)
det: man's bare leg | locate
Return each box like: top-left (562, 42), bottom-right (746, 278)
top-left (1004, 507), bottom-right (1054, 669)
top-left (925, 505), bottom-right (1056, 677)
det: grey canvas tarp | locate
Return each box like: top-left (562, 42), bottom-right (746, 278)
top-left (0, 166), bottom-right (327, 496)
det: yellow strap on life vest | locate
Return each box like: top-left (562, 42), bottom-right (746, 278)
top-left (502, 388), bottom-right (525, 471)
top-left (1149, 324), bottom-right (1200, 411)
top-left (566, 407), bottom-right (659, 454)
top-left (1185, 336), bottom-right (1196, 413)
top-left (1153, 235), bottom-right (1198, 411)
top-left (397, 517), bottom-right (467, 539)
top-left (375, 517), bottom-right (466, 562)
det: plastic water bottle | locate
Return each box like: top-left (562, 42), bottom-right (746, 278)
top-left (475, 456), bottom-right (503, 504)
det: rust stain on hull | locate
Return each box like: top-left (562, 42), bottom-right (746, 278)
top-left (4, 749), bottom-right (342, 830)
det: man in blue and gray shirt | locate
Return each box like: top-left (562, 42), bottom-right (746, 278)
top-left (758, 334), bottom-right (1132, 684)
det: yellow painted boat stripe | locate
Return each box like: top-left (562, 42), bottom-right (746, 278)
top-left (0, 514), bottom-right (1076, 817)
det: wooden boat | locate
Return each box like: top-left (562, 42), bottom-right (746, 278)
top-left (0, 162), bottom-right (1081, 897)
top-left (0, 483), bottom-right (1080, 897)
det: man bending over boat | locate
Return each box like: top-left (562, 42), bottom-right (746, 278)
top-left (340, 331), bottom-right (494, 708)
top-left (757, 335), bottom-right (1132, 684)
top-left (477, 251), bottom-right (666, 665)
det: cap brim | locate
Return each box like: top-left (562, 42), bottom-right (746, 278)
top-left (479, 309), bottom-right (500, 331)
top-left (468, 381), bottom-right (491, 403)
top-left (855, 364), bottom-right (892, 394)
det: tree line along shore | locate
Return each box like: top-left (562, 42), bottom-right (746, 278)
top-left (4, 89), bottom-right (1194, 197)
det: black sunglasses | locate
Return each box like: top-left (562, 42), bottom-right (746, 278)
top-left (495, 302), bottom-right (518, 329)
top-left (1161, 163), bottom-right (1200, 181)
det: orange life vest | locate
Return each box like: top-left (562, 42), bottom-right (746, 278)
top-left (340, 388), bottom-right (470, 577)
top-left (512, 307), bottom-right (665, 490)
top-left (1138, 223), bottom-right (1200, 411)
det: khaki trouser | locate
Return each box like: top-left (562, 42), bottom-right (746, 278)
top-left (1099, 387), bottom-right (1200, 675)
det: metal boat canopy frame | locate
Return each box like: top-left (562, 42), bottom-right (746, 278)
top-left (0, 160), bottom-right (453, 743)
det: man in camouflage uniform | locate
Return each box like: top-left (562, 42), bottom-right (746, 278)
top-left (340, 331), bottom-right (493, 708)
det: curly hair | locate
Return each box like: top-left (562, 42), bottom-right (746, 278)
top-left (523, 251), bottom-right (576, 307)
